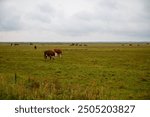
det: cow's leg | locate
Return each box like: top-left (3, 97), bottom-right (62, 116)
top-left (52, 56), bottom-right (55, 60)
top-left (59, 54), bottom-right (62, 58)
top-left (55, 52), bottom-right (58, 57)
top-left (44, 56), bottom-right (47, 61)
top-left (44, 55), bottom-right (47, 62)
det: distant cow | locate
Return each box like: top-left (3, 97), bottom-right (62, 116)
top-left (54, 49), bottom-right (62, 57)
top-left (44, 50), bottom-right (55, 60)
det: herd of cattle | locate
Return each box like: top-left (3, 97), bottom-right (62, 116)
top-left (44, 49), bottom-right (62, 60)
top-left (10, 42), bottom-right (150, 61)
top-left (10, 43), bottom-right (62, 60)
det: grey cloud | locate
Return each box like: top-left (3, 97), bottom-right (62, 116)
top-left (143, 0), bottom-right (150, 11)
top-left (0, 0), bottom-right (57, 31)
top-left (0, 0), bottom-right (150, 42)
top-left (54, 0), bottom-right (150, 38)
top-left (30, 3), bottom-right (55, 23)
top-left (0, 16), bottom-right (20, 31)
top-left (0, 1), bottom-right (21, 31)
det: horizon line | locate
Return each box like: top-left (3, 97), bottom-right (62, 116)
top-left (0, 41), bottom-right (150, 43)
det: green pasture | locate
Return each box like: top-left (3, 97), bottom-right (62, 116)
top-left (0, 43), bottom-right (150, 99)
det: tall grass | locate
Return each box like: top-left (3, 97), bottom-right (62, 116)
top-left (0, 74), bottom-right (111, 99)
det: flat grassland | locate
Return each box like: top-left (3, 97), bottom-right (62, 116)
top-left (0, 43), bottom-right (150, 99)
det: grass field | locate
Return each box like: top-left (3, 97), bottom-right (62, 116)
top-left (0, 42), bottom-right (150, 100)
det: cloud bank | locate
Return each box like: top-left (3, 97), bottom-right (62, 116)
top-left (0, 0), bottom-right (150, 42)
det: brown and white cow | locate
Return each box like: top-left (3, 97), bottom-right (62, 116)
top-left (54, 49), bottom-right (62, 57)
top-left (44, 50), bottom-right (55, 60)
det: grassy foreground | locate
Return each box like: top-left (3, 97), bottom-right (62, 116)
top-left (0, 43), bottom-right (150, 100)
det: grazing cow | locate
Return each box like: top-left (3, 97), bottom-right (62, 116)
top-left (44, 50), bottom-right (55, 60)
top-left (34, 45), bottom-right (37, 49)
top-left (54, 49), bottom-right (62, 57)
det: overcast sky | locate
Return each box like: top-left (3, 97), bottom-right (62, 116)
top-left (0, 0), bottom-right (150, 42)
